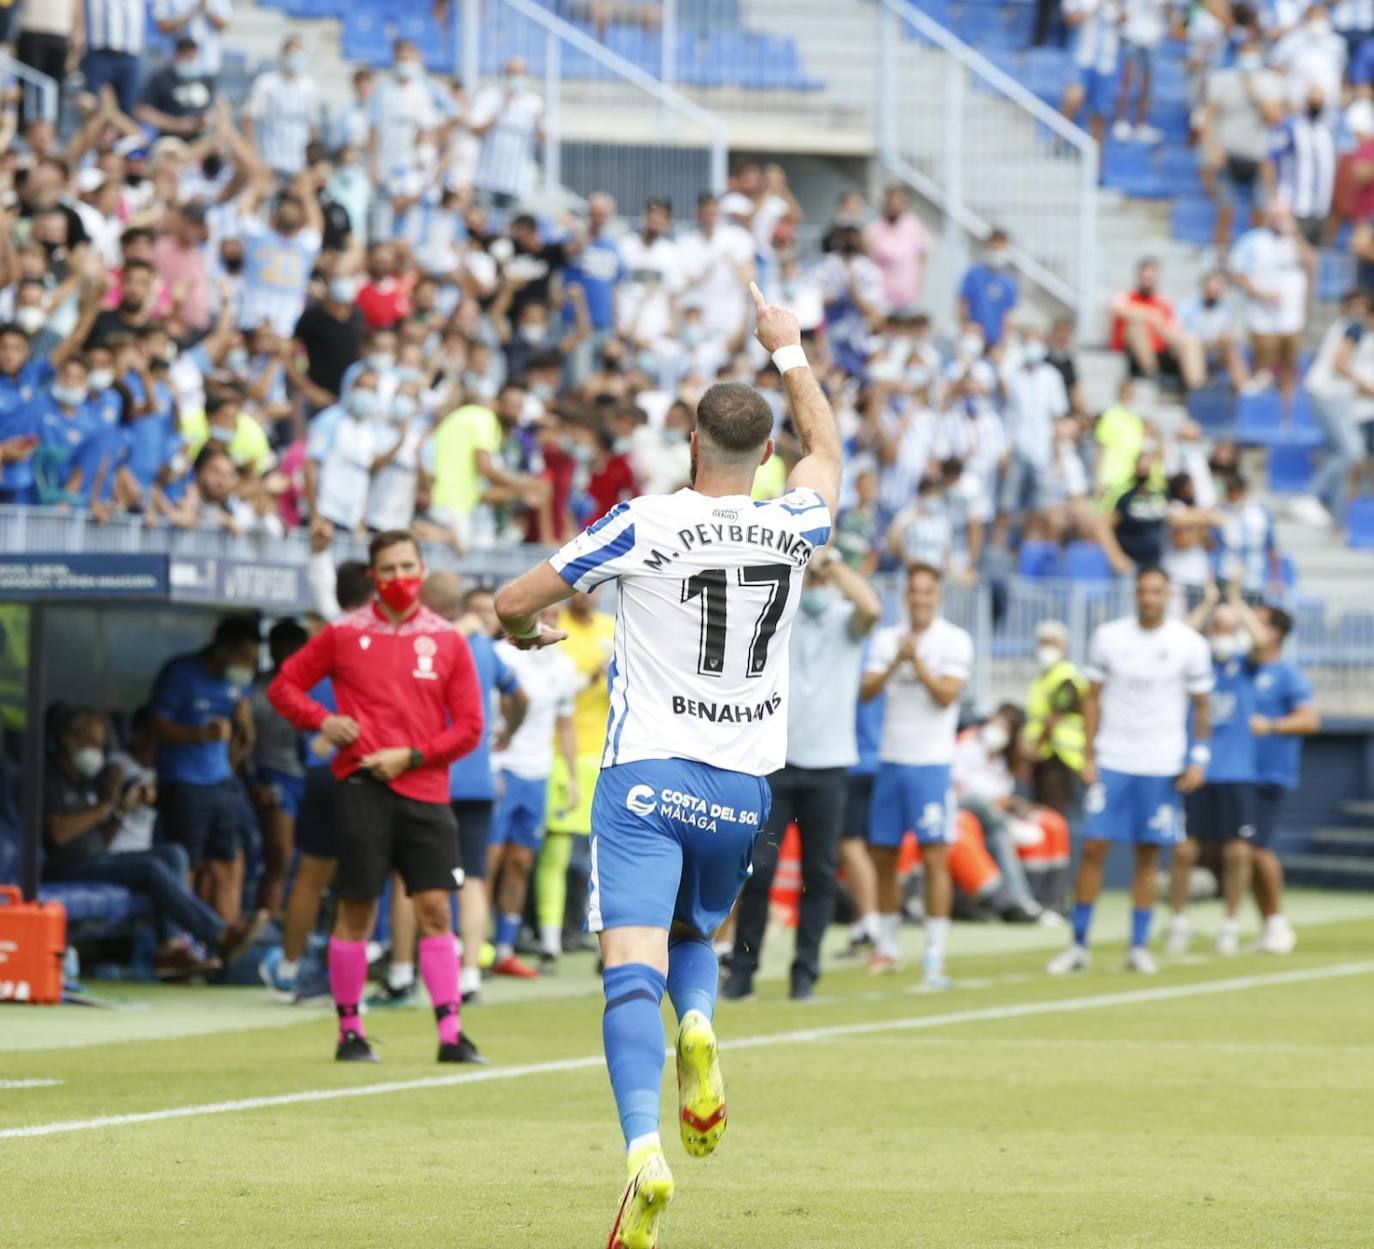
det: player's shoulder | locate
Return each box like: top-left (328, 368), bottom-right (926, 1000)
top-left (935, 615), bottom-right (974, 651)
top-left (331, 605), bottom-right (378, 634)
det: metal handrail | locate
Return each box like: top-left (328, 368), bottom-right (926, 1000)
top-left (465, 0), bottom-right (728, 195)
top-left (875, 0), bottom-right (1099, 330)
top-left (0, 53), bottom-right (59, 123)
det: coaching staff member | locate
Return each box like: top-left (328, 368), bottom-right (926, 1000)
top-left (269, 529), bottom-right (486, 1064)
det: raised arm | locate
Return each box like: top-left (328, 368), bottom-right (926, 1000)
top-left (750, 282), bottom-right (841, 518)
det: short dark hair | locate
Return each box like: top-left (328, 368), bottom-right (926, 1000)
top-left (213, 614), bottom-right (260, 651)
top-left (335, 561), bottom-right (371, 611)
top-left (368, 529), bottom-right (421, 568)
top-left (695, 382), bottom-right (772, 456)
top-left (193, 443), bottom-right (232, 474)
top-left (906, 562), bottom-right (942, 585)
top-left (0, 322), bottom-right (31, 344)
top-left (645, 197), bottom-right (671, 216)
top-left (268, 618), bottom-right (308, 663)
top-left (1136, 565), bottom-right (1169, 584)
top-left (123, 259), bottom-right (155, 277)
top-left (1265, 605), bottom-right (1294, 640)
top-left (462, 586), bottom-right (494, 608)
top-left (510, 213), bottom-right (537, 233)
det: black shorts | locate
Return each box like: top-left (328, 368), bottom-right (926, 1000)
top-left (1251, 784), bottom-right (1285, 850)
top-left (1185, 782), bottom-right (1256, 844)
top-left (453, 799), bottom-right (493, 881)
top-left (334, 773), bottom-right (460, 900)
top-left (158, 780), bottom-right (255, 863)
top-left (295, 766), bottom-right (338, 859)
top-left (1126, 343), bottom-right (1182, 379)
top-left (842, 772), bottom-right (874, 842)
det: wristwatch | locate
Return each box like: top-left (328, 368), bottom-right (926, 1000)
top-left (408, 747), bottom-right (424, 772)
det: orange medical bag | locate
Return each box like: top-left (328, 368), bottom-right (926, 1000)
top-left (0, 885), bottom-right (67, 1005)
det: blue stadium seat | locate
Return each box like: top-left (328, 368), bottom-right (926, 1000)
top-left (1064, 540), bottom-right (1114, 582)
top-left (1016, 540), bottom-right (1063, 580)
top-left (1156, 145), bottom-right (1201, 197)
top-left (1236, 390), bottom-right (1283, 444)
top-left (1347, 498), bottom-right (1374, 549)
top-left (1101, 142), bottom-right (1157, 195)
top-left (1187, 384), bottom-right (1234, 433)
top-left (1268, 440), bottom-right (1315, 494)
top-left (342, 11), bottom-right (392, 67)
top-left (1318, 249), bottom-right (1357, 303)
top-left (1171, 196), bottom-right (1216, 245)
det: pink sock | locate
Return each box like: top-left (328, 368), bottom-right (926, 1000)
top-left (329, 938), bottom-right (369, 1041)
top-left (419, 933), bottom-right (461, 1046)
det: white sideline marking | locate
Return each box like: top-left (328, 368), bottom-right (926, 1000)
top-left (0, 1079), bottom-right (63, 1090)
top-left (2, 961), bottom-right (1369, 1142)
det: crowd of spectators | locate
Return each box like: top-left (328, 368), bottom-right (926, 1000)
top-left (0, 7), bottom-right (1305, 592)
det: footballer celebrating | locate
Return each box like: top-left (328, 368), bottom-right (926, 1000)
top-left (494, 283), bottom-right (842, 1249)
top-left (269, 530), bottom-right (486, 1064)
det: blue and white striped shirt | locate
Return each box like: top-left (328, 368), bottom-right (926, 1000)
top-left (85, 0), bottom-right (145, 54)
top-left (1272, 115), bottom-right (1337, 219)
top-left (245, 69), bottom-right (318, 176)
top-left (153, 0), bottom-right (232, 76)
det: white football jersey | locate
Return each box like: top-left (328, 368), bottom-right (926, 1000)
top-left (548, 487), bottom-right (832, 775)
top-left (492, 643), bottom-right (580, 781)
top-left (865, 618), bottom-right (974, 766)
top-left (1085, 615), bottom-right (1214, 777)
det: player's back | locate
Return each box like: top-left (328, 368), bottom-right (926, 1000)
top-left (550, 486), bottom-right (831, 777)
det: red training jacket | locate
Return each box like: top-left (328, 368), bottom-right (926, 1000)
top-left (268, 602), bottom-right (483, 804)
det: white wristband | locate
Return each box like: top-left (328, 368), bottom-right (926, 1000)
top-left (1189, 744), bottom-right (1211, 767)
top-left (772, 345), bottom-right (808, 375)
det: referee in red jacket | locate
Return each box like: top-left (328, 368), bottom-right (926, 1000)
top-left (269, 529), bottom-right (486, 1064)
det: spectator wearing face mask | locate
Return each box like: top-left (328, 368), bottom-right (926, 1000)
top-left (137, 37), bottom-right (216, 140)
top-left (367, 41), bottom-right (442, 220)
top-left (470, 57), bottom-right (546, 210)
top-left (149, 614), bottom-right (263, 923)
top-left (1095, 378), bottom-right (1149, 503)
top-left (243, 36), bottom-right (318, 180)
top-left (1271, 88), bottom-right (1337, 247)
top-left (999, 328), bottom-right (1069, 539)
top-left (958, 229), bottom-right (1018, 348)
top-left (292, 270), bottom-right (364, 412)
top-left (863, 185), bottom-right (931, 315)
top-left (885, 474), bottom-right (953, 572)
top-left (811, 223), bottom-right (886, 376)
top-left (364, 380), bottom-right (429, 534)
top-left (185, 392), bottom-right (274, 478)
top-left (1200, 37), bottom-right (1285, 252)
top-left (1161, 470), bottom-right (1223, 596)
top-left (616, 198), bottom-right (679, 351)
top-left (1021, 620), bottom-right (1090, 821)
top-left (1109, 257), bottom-right (1205, 391)
top-left (43, 705), bottom-right (267, 977)
top-left (1103, 450), bottom-right (1170, 572)
top-left (307, 368), bottom-right (382, 536)
top-left (1228, 204), bottom-right (1313, 410)
top-left (1179, 271), bottom-right (1251, 391)
top-left (1216, 471), bottom-right (1281, 598)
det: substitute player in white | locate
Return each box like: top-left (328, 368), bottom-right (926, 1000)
top-left (1049, 566), bottom-right (1213, 976)
top-left (860, 562), bottom-right (973, 989)
top-left (495, 284), bottom-right (841, 1249)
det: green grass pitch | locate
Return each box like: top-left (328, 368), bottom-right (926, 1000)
top-left (2, 894), bottom-right (1372, 1249)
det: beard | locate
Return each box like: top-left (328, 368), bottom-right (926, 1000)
top-left (689, 451), bottom-right (698, 486)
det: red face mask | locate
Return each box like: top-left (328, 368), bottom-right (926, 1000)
top-left (374, 574), bottom-right (424, 615)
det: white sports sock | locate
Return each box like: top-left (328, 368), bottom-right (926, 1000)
top-left (627, 1132), bottom-right (661, 1157)
top-left (539, 923), bottom-right (562, 957)
top-left (861, 912), bottom-right (880, 941)
top-left (924, 916), bottom-right (950, 973)
top-left (1266, 913), bottom-right (1290, 932)
top-left (277, 958), bottom-right (299, 980)
top-left (1220, 916), bottom-right (1239, 934)
top-left (460, 966), bottom-right (481, 995)
top-left (878, 913), bottom-right (902, 959)
top-left (388, 960), bottom-right (415, 991)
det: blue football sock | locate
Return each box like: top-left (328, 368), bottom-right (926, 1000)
top-left (667, 936), bottom-right (718, 1022)
top-left (1072, 902), bottom-right (1095, 946)
top-left (1131, 907), bottom-right (1153, 949)
top-left (495, 913), bottom-right (520, 950)
top-left (602, 963), bottom-right (668, 1148)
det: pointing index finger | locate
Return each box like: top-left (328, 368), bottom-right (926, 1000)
top-left (749, 281), bottom-right (767, 314)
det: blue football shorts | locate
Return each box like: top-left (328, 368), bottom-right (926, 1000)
top-left (587, 759), bottom-right (771, 935)
top-left (1081, 768), bottom-right (1184, 845)
top-left (491, 771), bottom-right (549, 852)
top-left (868, 763), bottom-right (957, 847)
